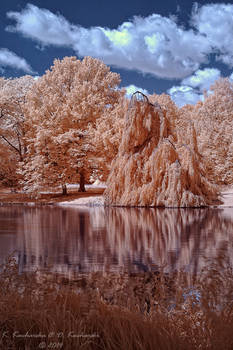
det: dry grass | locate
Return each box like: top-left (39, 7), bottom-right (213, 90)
top-left (0, 255), bottom-right (233, 349)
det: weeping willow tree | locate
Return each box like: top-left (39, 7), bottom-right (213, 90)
top-left (104, 91), bottom-right (220, 207)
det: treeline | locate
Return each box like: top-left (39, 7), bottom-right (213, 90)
top-left (0, 56), bottom-right (232, 205)
top-left (0, 56), bottom-right (125, 193)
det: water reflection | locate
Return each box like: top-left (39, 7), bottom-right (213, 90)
top-left (0, 206), bottom-right (232, 275)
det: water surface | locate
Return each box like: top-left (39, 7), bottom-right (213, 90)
top-left (0, 206), bottom-right (232, 276)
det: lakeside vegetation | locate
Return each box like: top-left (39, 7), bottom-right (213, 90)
top-left (0, 56), bottom-right (232, 207)
top-left (0, 254), bottom-right (232, 349)
top-left (0, 55), bottom-right (232, 349)
top-left (0, 186), bottom-right (104, 204)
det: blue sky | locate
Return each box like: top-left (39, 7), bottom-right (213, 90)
top-left (1, 0), bottom-right (233, 106)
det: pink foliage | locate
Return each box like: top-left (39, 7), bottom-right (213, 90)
top-left (104, 92), bottom-right (219, 207)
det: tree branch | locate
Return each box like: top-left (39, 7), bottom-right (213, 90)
top-left (0, 134), bottom-right (21, 156)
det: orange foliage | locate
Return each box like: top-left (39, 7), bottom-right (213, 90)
top-left (0, 58), bottom-right (231, 200)
top-left (90, 92), bottom-right (126, 182)
top-left (0, 76), bottom-right (35, 186)
top-left (191, 78), bottom-right (233, 185)
top-left (104, 92), bottom-right (219, 207)
top-left (21, 56), bottom-right (121, 193)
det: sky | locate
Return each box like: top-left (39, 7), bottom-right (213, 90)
top-left (1, 0), bottom-right (233, 106)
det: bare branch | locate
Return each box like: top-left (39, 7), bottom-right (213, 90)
top-left (0, 134), bottom-right (21, 156)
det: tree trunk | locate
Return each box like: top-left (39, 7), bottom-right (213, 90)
top-left (78, 172), bottom-right (86, 192)
top-left (62, 184), bottom-right (67, 195)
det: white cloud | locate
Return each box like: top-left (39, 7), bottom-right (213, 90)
top-left (124, 84), bottom-right (149, 98)
top-left (168, 85), bottom-right (203, 107)
top-left (0, 48), bottom-right (34, 73)
top-left (191, 3), bottom-right (233, 67)
top-left (181, 68), bottom-right (221, 92)
top-left (6, 4), bottom-right (76, 47)
top-left (168, 68), bottom-right (222, 107)
top-left (6, 3), bottom-right (233, 81)
top-left (169, 69), bottom-right (233, 107)
top-left (6, 4), bottom-right (212, 79)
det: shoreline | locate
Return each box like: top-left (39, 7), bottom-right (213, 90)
top-left (0, 186), bottom-right (105, 206)
top-left (0, 186), bottom-right (233, 208)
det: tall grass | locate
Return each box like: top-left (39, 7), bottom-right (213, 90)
top-left (0, 255), bottom-right (232, 349)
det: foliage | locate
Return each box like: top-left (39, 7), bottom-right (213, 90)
top-left (192, 78), bottom-right (233, 185)
top-left (0, 76), bottom-right (35, 186)
top-left (21, 56), bottom-right (121, 193)
top-left (92, 93), bottom-right (127, 181)
top-left (0, 142), bottom-right (18, 186)
top-left (104, 92), bottom-right (219, 207)
top-left (0, 59), bottom-right (232, 200)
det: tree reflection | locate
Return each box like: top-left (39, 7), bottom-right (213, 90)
top-left (2, 206), bottom-right (229, 276)
top-left (104, 208), bottom-right (233, 274)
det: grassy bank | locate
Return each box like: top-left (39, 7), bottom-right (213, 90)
top-left (0, 256), bottom-right (233, 349)
top-left (0, 186), bottom-right (104, 205)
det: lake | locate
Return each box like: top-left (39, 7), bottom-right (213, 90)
top-left (0, 205), bottom-right (232, 277)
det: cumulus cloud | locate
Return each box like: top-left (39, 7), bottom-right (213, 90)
top-left (0, 48), bottom-right (34, 73)
top-left (125, 69), bottom-right (221, 106)
top-left (6, 4), bottom-right (76, 47)
top-left (124, 84), bottom-right (149, 98)
top-left (182, 68), bottom-right (221, 91)
top-left (99, 16), bottom-right (211, 79)
top-left (6, 3), bottom-right (233, 81)
top-left (6, 3), bottom-right (212, 79)
top-left (168, 85), bottom-right (203, 107)
top-left (168, 68), bottom-right (222, 107)
top-left (191, 3), bottom-right (233, 67)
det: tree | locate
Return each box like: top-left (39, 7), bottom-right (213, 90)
top-left (21, 56), bottom-right (121, 194)
top-left (190, 78), bottom-right (233, 185)
top-left (0, 75), bottom-right (35, 186)
top-left (0, 142), bottom-right (18, 186)
top-left (92, 92), bottom-right (127, 182)
top-left (149, 92), bottom-right (179, 139)
top-left (104, 92), bottom-right (219, 207)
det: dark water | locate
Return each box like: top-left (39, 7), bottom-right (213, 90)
top-left (0, 206), bottom-right (232, 276)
